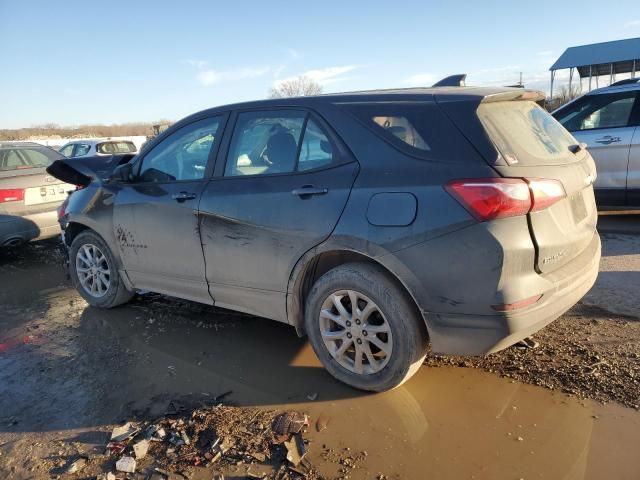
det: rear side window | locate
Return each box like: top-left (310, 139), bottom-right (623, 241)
top-left (343, 102), bottom-right (478, 162)
top-left (0, 147), bottom-right (60, 171)
top-left (97, 141), bottom-right (137, 154)
top-left (478, 101), bottom-right (577, 166)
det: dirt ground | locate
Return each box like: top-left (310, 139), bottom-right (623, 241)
top-left (0, 221), bottom-right (639, 480)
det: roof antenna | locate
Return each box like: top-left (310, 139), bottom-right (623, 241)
top-left (432, 74), bottom-right (467, 87)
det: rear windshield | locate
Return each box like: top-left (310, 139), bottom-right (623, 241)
top-left (477, 101), bottom-right (577, 166)
top-left (343, 102), bottom-right (480, 163)
top-left (97, 141), bottom-right (137, 154)
top-left (0, 147), bottom-right (62, 171)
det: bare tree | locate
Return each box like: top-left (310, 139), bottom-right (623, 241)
top-left (546, 84), bottom-right (581, 111)
top-left (269, 75), bottom-right (323, 98)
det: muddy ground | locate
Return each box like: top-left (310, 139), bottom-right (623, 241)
top-left (0, 220), bottom-right (639, 480)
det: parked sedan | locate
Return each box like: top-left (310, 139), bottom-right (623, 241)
top-left (59, 139), bottom-right (137, 159)
top-left (0, 142), bottom-right (72, 247)
top-left (48, 87), bottom-right (600, 391)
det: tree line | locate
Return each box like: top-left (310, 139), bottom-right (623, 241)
top-left (0, 121), bottom-right (172, 141)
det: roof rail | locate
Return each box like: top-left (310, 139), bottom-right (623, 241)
top-left (432, 74), bottom-right (467, 87)
top-left (610, 78), bottom-right (640, 87)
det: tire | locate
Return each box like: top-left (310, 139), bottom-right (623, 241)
top-left (69, 230), bottom-right (134, 308)
top-left (304, 262), bottom-right (428, 391)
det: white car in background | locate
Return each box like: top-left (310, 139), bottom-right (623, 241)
top-left (59, 139), bottom-right (137, 159)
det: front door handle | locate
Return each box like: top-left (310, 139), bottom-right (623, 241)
top-left (172, 191), bottom-right (197, 202)
top-left (291, 185), bottom-right (329, 198)
top-left (594, 135), bottom-right (621, 145)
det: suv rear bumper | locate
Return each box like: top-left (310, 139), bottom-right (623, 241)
top-left (425, 232), bottom-right (601, 355)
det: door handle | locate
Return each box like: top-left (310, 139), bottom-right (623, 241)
top-left (291, 185), bottom-right (329, 198)
top-left (172, 191), bottom-right (197, 202)
top-left (594, 135), bottom-right (621, 145)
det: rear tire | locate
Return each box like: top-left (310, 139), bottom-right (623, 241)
top-left (69, 230), bottom-right (134, 308)
top-left (304, 262), bottom-right (428, 391)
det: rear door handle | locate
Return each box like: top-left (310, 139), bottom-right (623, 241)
top-left (291, 185), bottom-right (329, 198)
top-left (594, 135), bottom-right (621, 145)
top-left (172, 191), bottom-right (197, 202)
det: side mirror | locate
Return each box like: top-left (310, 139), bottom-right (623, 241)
top-left (111, 162), bottom-right (135, 183)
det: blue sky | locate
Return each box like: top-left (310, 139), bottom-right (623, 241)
top-left (1, 0), bottom-right (639, 128)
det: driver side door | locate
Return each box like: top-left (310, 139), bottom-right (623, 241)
top-left (113, 114), bottom-right (227, 304)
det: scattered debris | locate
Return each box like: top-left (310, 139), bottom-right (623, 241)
top-left (284, 433), bottom-right (307, 466)
top-left (272, 411), bottom-right (309, 441)
top-left (133, 439), bottom-right (150, 459)
top-left (64, 456), bottom-right (86, 474)
top-left (116, 455), bottom-right (136, 473)
top-left (315, 414), bottom-right (330, 433)
top-left (515, 336), bottom-right (539, 350)
top-left (111, 422), bottom-right (139, 442)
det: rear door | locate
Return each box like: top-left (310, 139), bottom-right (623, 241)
top-left (199, 109), bottom-right (359, 321)
top-left (112, 115), bottom-right (227, 304)
top-left (554, 91), bottom-right (638, 206)
top-left (628, 127), bottom-right (640, 206)
top-left (475, 100), bottom-right (598, 275)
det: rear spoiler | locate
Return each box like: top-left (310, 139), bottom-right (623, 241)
top-left (432, 74), bottom-right (467, 87)
top-left (46, 154), bottom-right (135, 187)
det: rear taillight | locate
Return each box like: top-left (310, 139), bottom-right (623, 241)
top-left (527, 179), bottom-right (566, 212)
top-left (445, 178), bottom-right (566, 221)
top-left (57, 203), bottom-right (66, 219)
top-left (445, 178), bottom-right (531, 221)
top-left (0, 188), bottom-right (24, 203)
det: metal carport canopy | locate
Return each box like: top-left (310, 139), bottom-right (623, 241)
top-left (549, 37), bottom-right (640, 100)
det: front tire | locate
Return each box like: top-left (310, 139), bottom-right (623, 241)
top-left (304, 262), bottom-right (428, 391)
top-left (69, 230), bottom-right (134, 308)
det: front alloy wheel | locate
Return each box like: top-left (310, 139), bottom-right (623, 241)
top-left (75, 243), bottom-right (111, 298)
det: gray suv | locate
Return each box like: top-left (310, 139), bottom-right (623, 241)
top-left (49, 87), bottom-right (600, 391)
top-left (553, 78), bottom-right (640, 208)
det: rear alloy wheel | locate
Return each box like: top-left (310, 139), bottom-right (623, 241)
top-left (305, 262), bottom-right (428, 391)
top-left (319, 290), bottom-right (393, 375)
top-left (69, 230), bottom-right (134, 308)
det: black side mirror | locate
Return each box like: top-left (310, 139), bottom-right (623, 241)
top-left (111, 162), bottom-right (135, 183)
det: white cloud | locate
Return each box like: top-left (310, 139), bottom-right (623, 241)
top-left (624, 19), bottom-right (640, 28)
top-left (275, 65), bottom-right (360, 87)
top-left (285, 48), bottom-right (302, 60)
top-left (404, 73), bottom-right (437, 86)
top-left (189, 61), bottom-right (271, 86)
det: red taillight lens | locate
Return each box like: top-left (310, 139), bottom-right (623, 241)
top-left (57, 203), bottom-right (66, 219)
top-left (527, 179), bottom-right (566, 212)
top-left (446, 178), bottom-right (567, 221)
top-left (0, 188), bottom-right (25, 203)
top-left (445, 178), bottom-right (531, 221)
top-left (491, 294), bottom-right (543, 312)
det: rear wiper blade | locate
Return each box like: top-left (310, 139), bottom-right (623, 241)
top-left (568, 143), bottom-right (587, 154)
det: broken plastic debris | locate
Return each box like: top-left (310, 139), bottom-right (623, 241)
top-left (515, 336), bottom-right (539, 350)
top-left (65, 456), bottom-right (86, 474)
top-left (105, 441), bottom-right (126, 456)
top-left (110, 422), bottom-right (139, 442)
top-left (133, 439), bottom-right (150, 459)
top-left (284, 432), bottom-right (307, 466)
top-left (116, 456), bottom-right (136, 473)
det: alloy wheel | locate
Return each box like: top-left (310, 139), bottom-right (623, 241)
top-left (75, 243), bottom-right (111, 298)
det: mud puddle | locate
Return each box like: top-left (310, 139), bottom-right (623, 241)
top-left (1, 279), bottom-right (639, 479)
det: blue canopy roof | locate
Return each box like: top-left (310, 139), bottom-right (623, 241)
top-left (550, 38), bottom-right (640, 76)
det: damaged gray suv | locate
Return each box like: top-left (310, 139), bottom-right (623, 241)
top-left (49, 87), bottom-right (601, 391)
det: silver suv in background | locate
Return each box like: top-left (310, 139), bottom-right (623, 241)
top-left (59, 139), bottom-right (138, 159)
top-left (553, 78), bottom-right (640, 208)
top-left (0, 142), bottom-right (72, 247)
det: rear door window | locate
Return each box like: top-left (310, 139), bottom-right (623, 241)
top-left (554, 92), bottom-right (638, 131)
top-left (224, 111), bottom-right (336, 176)
top-left (97, 141), bottom-right (137, 154)
top-left (0, 147), bottom-right (59, 171)
top-left (478, 100), bottom-right (577, 166)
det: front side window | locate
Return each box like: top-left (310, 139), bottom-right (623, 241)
top-left (555, 92), bottom-right (637, 131)
top-left (60, 144), bottom-right (74, 157)
top-left (225, 111), bottom-right (334, 176)
top-left (138, 116), bottom-right (222, 182)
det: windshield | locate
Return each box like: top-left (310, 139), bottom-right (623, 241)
top-left (477, 101), bottom-right (578, 166)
